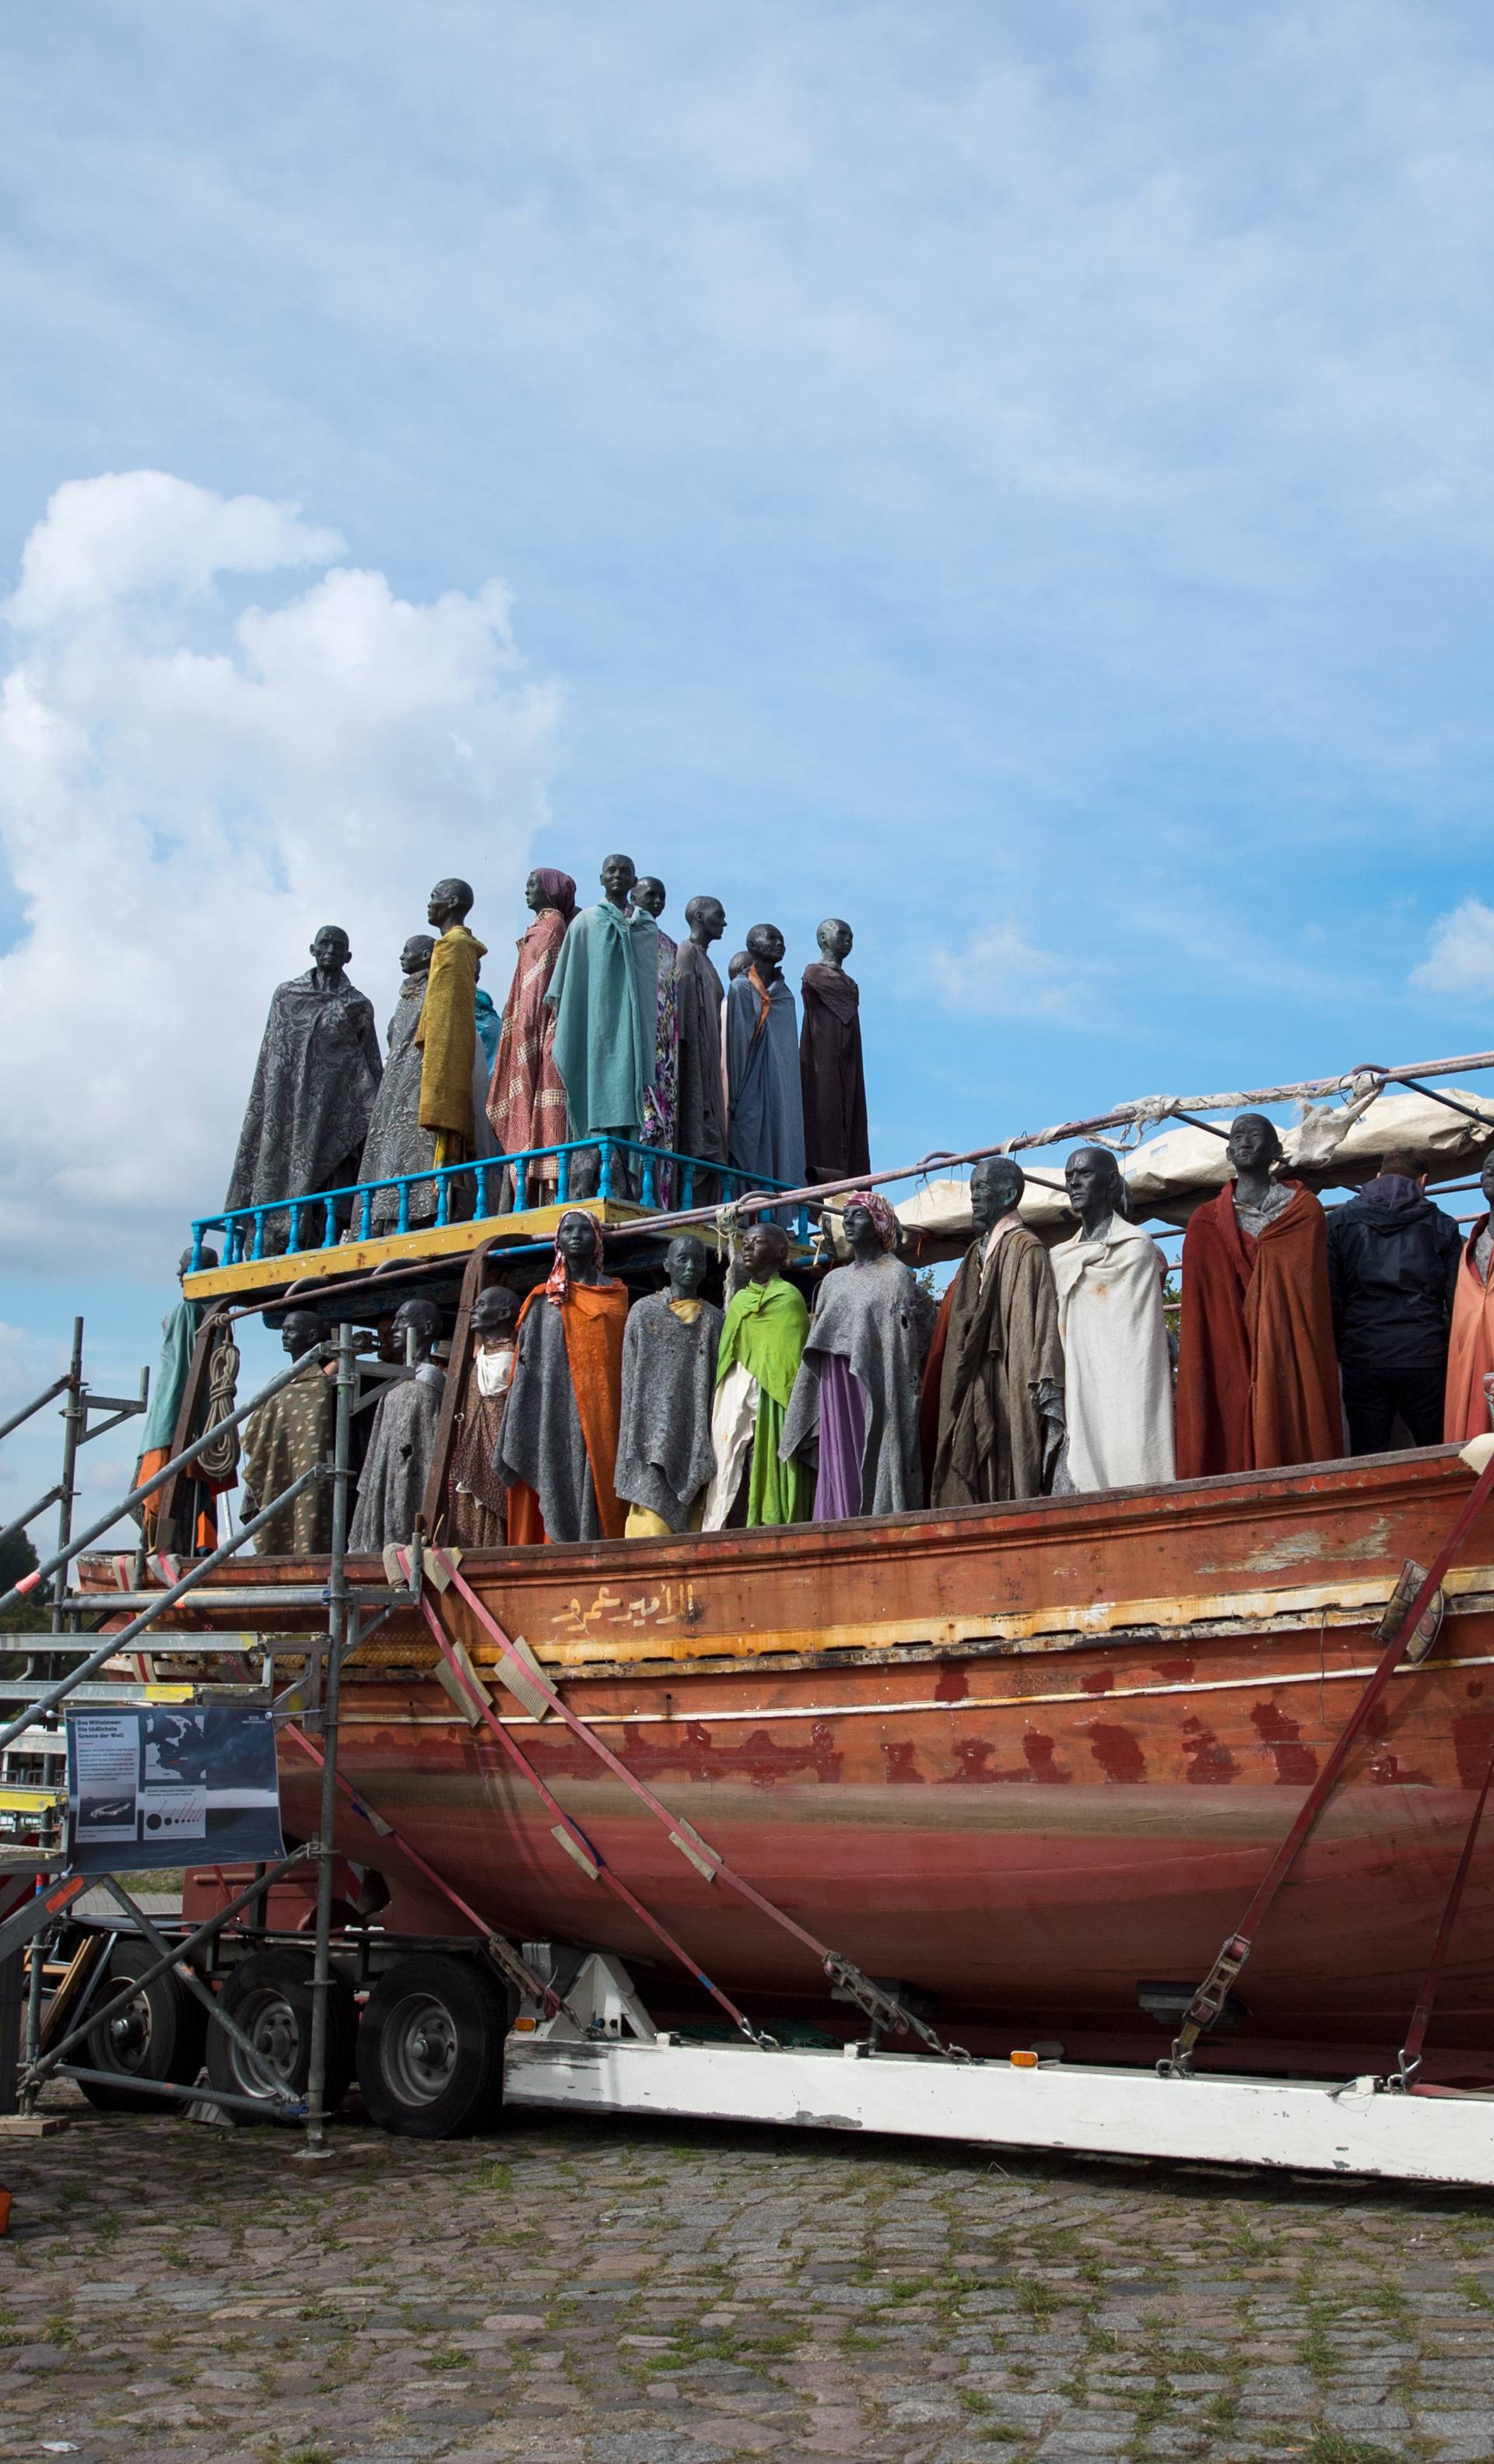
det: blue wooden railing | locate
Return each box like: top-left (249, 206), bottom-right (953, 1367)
top-left (191, 1136), bottom-right (805, 1269)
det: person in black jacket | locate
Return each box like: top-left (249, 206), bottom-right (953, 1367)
top-left (1325, 1148), bottom-right (1462, 1454)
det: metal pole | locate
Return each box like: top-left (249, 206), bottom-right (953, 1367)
top-left (297, 1319), bottom-right (355, 2160)
top-left (51, 1320), bottom-right (85, 1637)
top-left (19, 1925), bottom-right (47, 2112)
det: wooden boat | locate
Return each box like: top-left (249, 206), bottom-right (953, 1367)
top-left (109, 1437), bottom-right (1494, 2082)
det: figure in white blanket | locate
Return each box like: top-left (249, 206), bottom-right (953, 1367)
top-left (1050, 1146), bottom-right (1175, 1493)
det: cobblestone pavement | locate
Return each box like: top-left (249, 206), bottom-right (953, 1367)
top-left (3, 2092), bottom-right (1494, 2464)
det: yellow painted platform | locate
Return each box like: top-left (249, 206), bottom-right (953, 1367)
top-left (184, 1196), bottom-right (691, 1303)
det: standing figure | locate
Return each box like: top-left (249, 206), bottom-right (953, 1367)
top-left (703, 1223), bottom-right (812, 1529)
top-left (135, 1247), bottom-right (223, 1553)
top-left (545, 854), bottom-right (659, 1199)
top-left (500, 1213), bottom-right (630, 1542)
top-left (724, 924), bottom-right (807, 1206)
top-left (615, 1234), bottom-right (723, 1536)
top-left (1051, 1148), bottom-right (1175, 1492)
top-left (1446, 1150), bottom-right (1494, 1441)
top-left (225, 927), bottom-right (383, 1251)
top-left (486, 869), bottom-right (577, 1201)
top-left (447, 1286), bottom-right (520, 1547)
top-left (416, 878), bottom-right (487, 1185)
top-left (1175, 1113), bottom-right (1340, 1478)
top-left (632, 876), bottom-right (680, 1204)
top-left (925, 1159), bottom-right (1065, 1508)
top-left (799, 918), bottom-right (870, 1189)
top-left (357, 935), bottom-right (440, 1230)
top-left (349, 1300), bottom-right (447, 1552)
top-left (780, 1192), bottom-right (931, 1518)
top-left (240, 1311), bottom-right (336, 1556)
top-left (1326, 1149), bottom-right (1461, 1455)
top-left (675, 896), bottom-right (730, 1204)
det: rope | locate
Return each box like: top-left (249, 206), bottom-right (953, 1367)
top-left (191, 1334), bottom-right (241, 1485)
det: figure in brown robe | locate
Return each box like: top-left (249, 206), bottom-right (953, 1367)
top-left (1175, 1113), bottom-right (1341, 1479)
top-left (447, 1286), bottom-right (519, 1547)
top-left (675, 897), bottom-right (730, 1202)
top-left (800, 919), bottom-right (869, 1188)
top-left (925, 1160), bottom-right (1064, 1508)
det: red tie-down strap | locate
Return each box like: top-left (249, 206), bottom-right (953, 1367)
top-left (1395, 1718), bottom-right (1494, 2091)
top-left (1171, 1441), bottom-right (1494, 2073)
top-left (405, 1546), bottom-right (970, 2062)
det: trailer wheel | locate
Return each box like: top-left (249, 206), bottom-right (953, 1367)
top-left (78, 1940), bottom-right (208, 2112)
top-left (356, 1954), bottom-right (510, 2139)
top-left (205, 1947), bottom-right (356, 2123)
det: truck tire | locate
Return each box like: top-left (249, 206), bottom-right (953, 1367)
top-left (356, 1953), bottom-right (510, 2139)
top-left (78, 1939), bottom-right (209, 2112)
top-left (205, 1946), bottom-right (356, 2123)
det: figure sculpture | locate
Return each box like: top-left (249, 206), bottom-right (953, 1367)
top-left (415, 878), bottom-right (488, 1198)
top-left (632, 876), bottom-right (679, 1202)
top-left (781, 1192), bottom-right (931, 1518)
top-left (225, 928), bottom-right (382, 1251)
top-left (799, 918), bottom-right (870, 1188)
top-left (703, 1223), bottom-right (812, 1529)
top-left (615, 1234), bottom-right (723, 1535)
top-left (240, 1310), bottom-right (336, 1556)
top-left (675, 895), bottom-right (730, 1204)
top-left (1327, 1147), bottom-right (1460, 1455)
top-left (1446, 1150), bottom-right (1494, 1441)
top-left (486, 869), bottom-right (577, 1200)
top-left (1175, 1113), bottom-right (1340, 1477)
top-left (357, 935), bottom-right (440, 1229)
top-left (349, 1299), bottom-right (447, 1551)
top-left (546, 854), bottom-right (659, 1200)
top-left (447, 1285), bottom-right (520, 1546)
top-left (135, 1247), bottom-right (223, 1553)
top-left (924, 1159), bottom-right (1065, 1508)
top-left (723, 924), bottom-right (806, 1209)
top-left (1051, 1148), bottom-right (1175, 1491)
top-left (500, 1212), bottom-right (630, 1541)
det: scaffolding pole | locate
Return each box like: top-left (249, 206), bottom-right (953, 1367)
top-left (298, 1319), bottom-right (356, 2160)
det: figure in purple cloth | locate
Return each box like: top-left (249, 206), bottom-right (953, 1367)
top-left (780, 1190), bottom-right (934, 1519)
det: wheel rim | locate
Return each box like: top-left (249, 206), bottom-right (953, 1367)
top-left (229, 1985), bottom-right (303, 2097)
top-left (95, 1986), bottom-right (153, 2076)
top-left (382, 1992), bottom-right (460, 2107)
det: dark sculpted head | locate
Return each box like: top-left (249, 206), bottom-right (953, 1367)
top-left (1227, 1112), bottom-right (1282, 1178)
top-left (472, 1285), bottom-right (519, 1343)
top-left (665, 1233), bottom-right (709, 1297)
top-left (1482, 1150), bottom-right (1494, 1209)
top-left (970, 1157), bottom-right (1025, 1237)
top-left (599, 853), bottom-right (637, 910)
top-left (281, 1308), bottom-right (324, 1361)
top-left (400, 933), bottom-right (437, 977)
top-left (816, 918), bottom-right (853, 969)
top-left (728, 949), bottom-right (751, 980)
top-left (631, 876), bottom-right (666, 920)
top-left (309, 925), bottom-right (350, 984)
top-left (840, 1201), bottom-right (882, 1261)
top-left (685, 895), bottom-right (725, 947)
top-left (556, 1209), bottom-right (605, 1277)
top-left (742, 1221), bottom-right (790, 1283)
top-left (179, 1244), bottom-right (217, 1279)
top-left (393, 1296), bottom-right (444, 1360)
top-left (1064, 1146), bottom-right (1124, 1234)
top-left (427, 879), bottom-right (473, 932)
top-left (745, 923), bottom-right (785, 979)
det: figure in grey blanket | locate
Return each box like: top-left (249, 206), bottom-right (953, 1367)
top-left (724, 922), bottom-right (805, 1211)
top-left (349, 1299), bottom-right (447, 1551)
top-left (357, 935), bottom-right (440, 1229)
top-left (615, 1234), bottom-right (723, 1535)
top-left (780, 1191), bottom-right (932, 1518)
top-left (675, 898), bottom-right (730, 1204)
top-left (226, 926), bottom-right (383, 1251)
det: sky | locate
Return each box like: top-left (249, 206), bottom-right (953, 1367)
top-left (5, 0), bottom-right (1494, 1539)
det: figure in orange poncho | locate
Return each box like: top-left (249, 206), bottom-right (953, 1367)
top-left (1445, 1153), bottom-right (1494, 1443)
top-left (499, 1213), bottom-right (629, 1543)
top-left (1175, 1114), bottom-right (1341, 1479)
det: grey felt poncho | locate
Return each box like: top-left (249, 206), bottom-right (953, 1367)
top-left (499, 1297), bottom-right (607, 1542)
top-left (349, 1364), bottom-right (446, 1552)
top-left (674, 940), bottom-right (728, 1174)
top-left (780, 1256), bottom-right (933, 1516)
top-left (724, 970), bottom-right (805, 1196)
top-left (226, 971), bottom-right (383, 1241)
top-left (358, 965), bottom-right (441, 1229)
top-left (614, 1293), bottom-right (723, 1531)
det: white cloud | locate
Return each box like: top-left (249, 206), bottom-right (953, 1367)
top-left (925, 924), bottom-right (1082, 1022)
top-left (1410, 898), bottom-right (1494, 1002)
top-left (0, 472), bottom-right (560, 1275)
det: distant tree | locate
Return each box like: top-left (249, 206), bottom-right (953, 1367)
top-left (0, 1525), bottom-right (40, 1637)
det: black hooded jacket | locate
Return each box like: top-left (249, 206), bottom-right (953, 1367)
top-left (1325, 1186), bottom-right (1462, 1370)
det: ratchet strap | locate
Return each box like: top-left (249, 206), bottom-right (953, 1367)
top-left (1170, 1442), bottom-right (1494, 2073)
top-left (406, 1545), bottom-right (969, 2062)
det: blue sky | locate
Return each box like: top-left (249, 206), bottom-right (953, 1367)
top-left (5, 0), bottom-right (1494, 1532)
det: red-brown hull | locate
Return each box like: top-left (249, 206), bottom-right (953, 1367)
top-left (130, 1444), bottom-right (1494, 2073)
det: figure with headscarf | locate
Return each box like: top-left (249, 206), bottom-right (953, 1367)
top-left (500, 1213), bottom-right (630, 1543)
top-left (487, 869), bottom-right (577, 1202)
top-left (780, 1192), bottom-right (933, 1518)
top-left (702, 1223), bottom-right (812, 1529)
